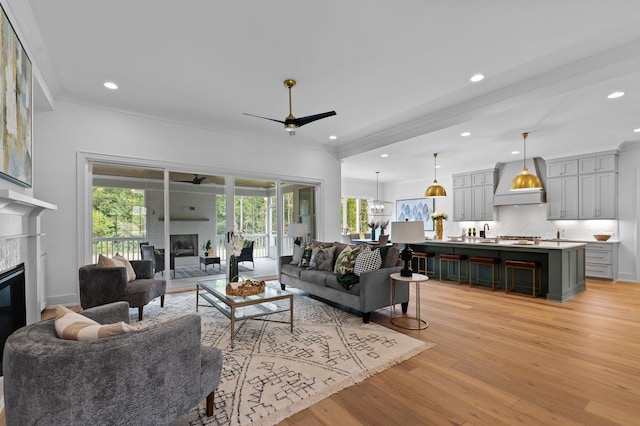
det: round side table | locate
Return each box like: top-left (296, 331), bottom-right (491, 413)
top-left (389, 272), bottom-right (429, 330)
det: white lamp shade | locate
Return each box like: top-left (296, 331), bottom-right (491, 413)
top-left (390, 221), bottom-right (424, 243)
top-left (287, 223), bottom-right (308, 238)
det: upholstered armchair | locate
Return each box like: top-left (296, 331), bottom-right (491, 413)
top-left (154, 248), bottom-right (176, 278)
top-left (237, 240), bottom-right (255, 270)
top-left (79, 259), bottom-right (166, 321)
top-left (3, 302), bottom-right (222, 425)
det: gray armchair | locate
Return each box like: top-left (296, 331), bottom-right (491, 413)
top-left (3, 302), bottom-right (222, 425)
top-left (79, 259), bottom-right (166, 321)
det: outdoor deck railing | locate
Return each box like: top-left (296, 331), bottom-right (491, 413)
top-left (92, 234), bottom-right (292, 263)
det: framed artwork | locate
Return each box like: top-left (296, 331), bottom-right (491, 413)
top-left (396, 198), bottom-right (435, 231)
top-left (0, 4), bottom-right (32, 187)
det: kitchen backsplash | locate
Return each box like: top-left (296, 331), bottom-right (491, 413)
top-left (439, 204), bottom-right (618, 241)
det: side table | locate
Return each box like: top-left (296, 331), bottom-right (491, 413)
top-left (389, 272), bottom-right (429, 330)
top-left (200, 256), bottom-right (221, 272)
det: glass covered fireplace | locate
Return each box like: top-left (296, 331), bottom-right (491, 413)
top-left (170, 234), bottom-right (198, 257)
top-left (0, 263), bottom-right (26, 375)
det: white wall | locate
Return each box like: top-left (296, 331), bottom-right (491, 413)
top-left (33, 101), bottom-right (342, 306)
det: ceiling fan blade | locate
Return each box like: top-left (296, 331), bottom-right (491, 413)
top-left (243, 113), bottom-right (286, 124)
top-left (295, 111), bottom-right (337, 127)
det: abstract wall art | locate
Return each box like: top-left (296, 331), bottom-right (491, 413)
top-left (0, 4), bottom-right (32, 187)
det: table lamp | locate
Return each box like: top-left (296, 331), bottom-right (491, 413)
top-left (390, 221), bottom-right (425, 277)
top-left (287, 223), bottom-right (308, 246)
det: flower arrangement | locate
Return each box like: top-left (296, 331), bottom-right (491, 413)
top-left (430, 211), bottom-right (448, 221)
top-left (227, 232), bottom-right (245, 257)
top-left (378, 219), bottom-right (389, 231)
top-left (367, 221), bottom-right (379, 230)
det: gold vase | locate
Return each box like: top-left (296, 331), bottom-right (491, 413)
top-left (435, 219), bottom-right (444, 240)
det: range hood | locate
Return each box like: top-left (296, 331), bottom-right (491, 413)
top-left (493, 157), bottom-right (546, 205)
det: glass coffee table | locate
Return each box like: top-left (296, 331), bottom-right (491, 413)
top-left (196, 278), bottom-right (293, 348)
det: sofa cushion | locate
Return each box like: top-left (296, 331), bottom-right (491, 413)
top-left (299, 243), bottom-right (315, 267)
top-left (326, 274), bottom-right (361, 296)
top-left (114, 254), bottom-right (137, 282)
top-left (280, 263), bottom-right (304, 278)
top-left (379, 244), bottom-right (401, 268)
top-left (334, 245), bottom-right (363, 274)
top-left (54, 305), bottom-right (132, 341)
top-left (308, 246), bottom-right (336, 271)
top-left (354, 248), bottom-right (382, 276)
top-left (299, 269), bottom-right (331, 286)
top-left (98, 254), bottom-right (136, 282)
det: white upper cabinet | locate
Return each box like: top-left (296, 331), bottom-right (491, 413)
top-left (452, 169), bottom-right (497, 221)
top-left (547, 159), bottom-right (578, 178)
top-left (579, 154), bottom-right (617, 174)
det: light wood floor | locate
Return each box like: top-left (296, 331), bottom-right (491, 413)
top-left (4, 279), bottom-right (639, 425)
top-left (280, 279), bottom-right (640, 426)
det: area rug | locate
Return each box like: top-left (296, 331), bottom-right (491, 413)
top-left (130, 287), bottom-right (433, 426)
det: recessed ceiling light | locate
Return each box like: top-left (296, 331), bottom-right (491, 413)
top-left (329, 135), bottom-right (337, 140)
top-left (470, 74), bottom-right (485, 82)
top-left (461, 132), bottom-right (471, 137)
top-left (511, 150), bottom-right (520, 155)
top-left (104, 81), bottom-right (118, 90)
top-left (607, 91), bottom-right (625, 99)
top-left (435, 165), bottom-right (441, 169)
top-left (380, 154), bottom-right (388, 158)
top-left (634, 128), bottom-right (640, 133)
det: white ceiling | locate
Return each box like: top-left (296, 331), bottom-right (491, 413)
top-left (13, 0), bottom-right (640, 184)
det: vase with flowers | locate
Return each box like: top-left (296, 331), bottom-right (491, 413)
top-left (367, 221), bottom-right (379, 241)
top-left (430, 212), bottom-right (448, 240)
top-left (227, 231), bottom-right (245, 282)
top-left (379, 219), bottom-right (389, 235)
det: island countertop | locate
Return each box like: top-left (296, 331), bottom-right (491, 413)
top-left (417, 239), bottom-right (586, 250)
top-left (410, 238), bottom-right (586, 302)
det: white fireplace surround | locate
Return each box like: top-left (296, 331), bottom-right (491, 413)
top-left (0, 190), bottom-right (57, 325)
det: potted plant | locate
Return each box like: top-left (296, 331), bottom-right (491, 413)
top-left (202, 239), bottom-right (213, 256)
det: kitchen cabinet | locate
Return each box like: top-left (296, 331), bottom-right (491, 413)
top-left (585, 242), bottom-right (618, 280)
top-left (547, 159), bottom-right (578, 178)
top-left (452, 169), bottom-right (497, 221)
top-left (546, 151), bottom-right (617, 220)
top-left (579, 172), bottom-right (617, 219)
top-left (453, 174), bottom-right (472, 188)
top-left (472, 185), bottom-right (495, 221)
top-left (547, 175), bottom-right (579, 219)
top-left (579, 154), bottom-right (616, 174)
top-left (453, 187), bottom-right (472, 221)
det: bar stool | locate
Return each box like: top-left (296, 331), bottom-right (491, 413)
top-left (412, 252), bottom-right (435, 277)
top-left (439, 254), bottom-right (468, 284)
top-left (504, 260), bottom-right (541, 297)
top-left (468, 256), bottom-right (502, 290)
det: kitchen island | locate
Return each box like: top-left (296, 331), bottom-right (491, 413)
top-left (412, 239), bottom-right (586, 302)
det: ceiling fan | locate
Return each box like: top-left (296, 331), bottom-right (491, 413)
top-left (244, 79), bottom-right (336, 136)
top-left (178, 174), bottom-right (206, 184)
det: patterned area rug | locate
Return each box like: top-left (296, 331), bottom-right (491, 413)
top-left (131, 287), bottom-right (433, 426)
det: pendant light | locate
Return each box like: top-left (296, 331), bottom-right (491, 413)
top-left (425, 153), bottom-right (447, 198)
top-left (511, 132), bottom-right (542, 191)
top-left (369, 172), bottom-right (391, 216)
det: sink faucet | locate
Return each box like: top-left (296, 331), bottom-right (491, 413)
top-left (480, 223), bottom-right (490, 238)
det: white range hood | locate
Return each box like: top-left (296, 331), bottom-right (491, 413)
top-left (493, 157), bottom-right (546, 206)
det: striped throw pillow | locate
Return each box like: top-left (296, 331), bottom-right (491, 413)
top-left (54, 305), bottom-right (133, 341)
top-left (98, 254), bottom-right (137, 282)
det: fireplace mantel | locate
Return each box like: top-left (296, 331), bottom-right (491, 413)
top-left (0, 189), bottom-right (57, 216)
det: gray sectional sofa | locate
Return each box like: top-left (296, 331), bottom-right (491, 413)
top-left (279, 241), bottom-right (410, 322)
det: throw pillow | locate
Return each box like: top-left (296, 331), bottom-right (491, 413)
top-left (308, 246), bottom-right (336, 271)
top-left (97, 254), bottom-right (136, 282)
top-left (334, 245), bottom-right (363, 275)
top-left (354, 248), bottom-right (383, 276)
top-left (114, 254), bottom-right (137, 282)
top-left (290, 244), bottom-right (303, 265)
top-left (54, 305), bottom-right (133, 342)
top-left (299, 243), bottom-right (315, 268)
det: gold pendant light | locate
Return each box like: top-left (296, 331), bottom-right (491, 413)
top-left (511, 132), bottom-right (542, 191)
top-left (425, 153), bottom-right (447, 198)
